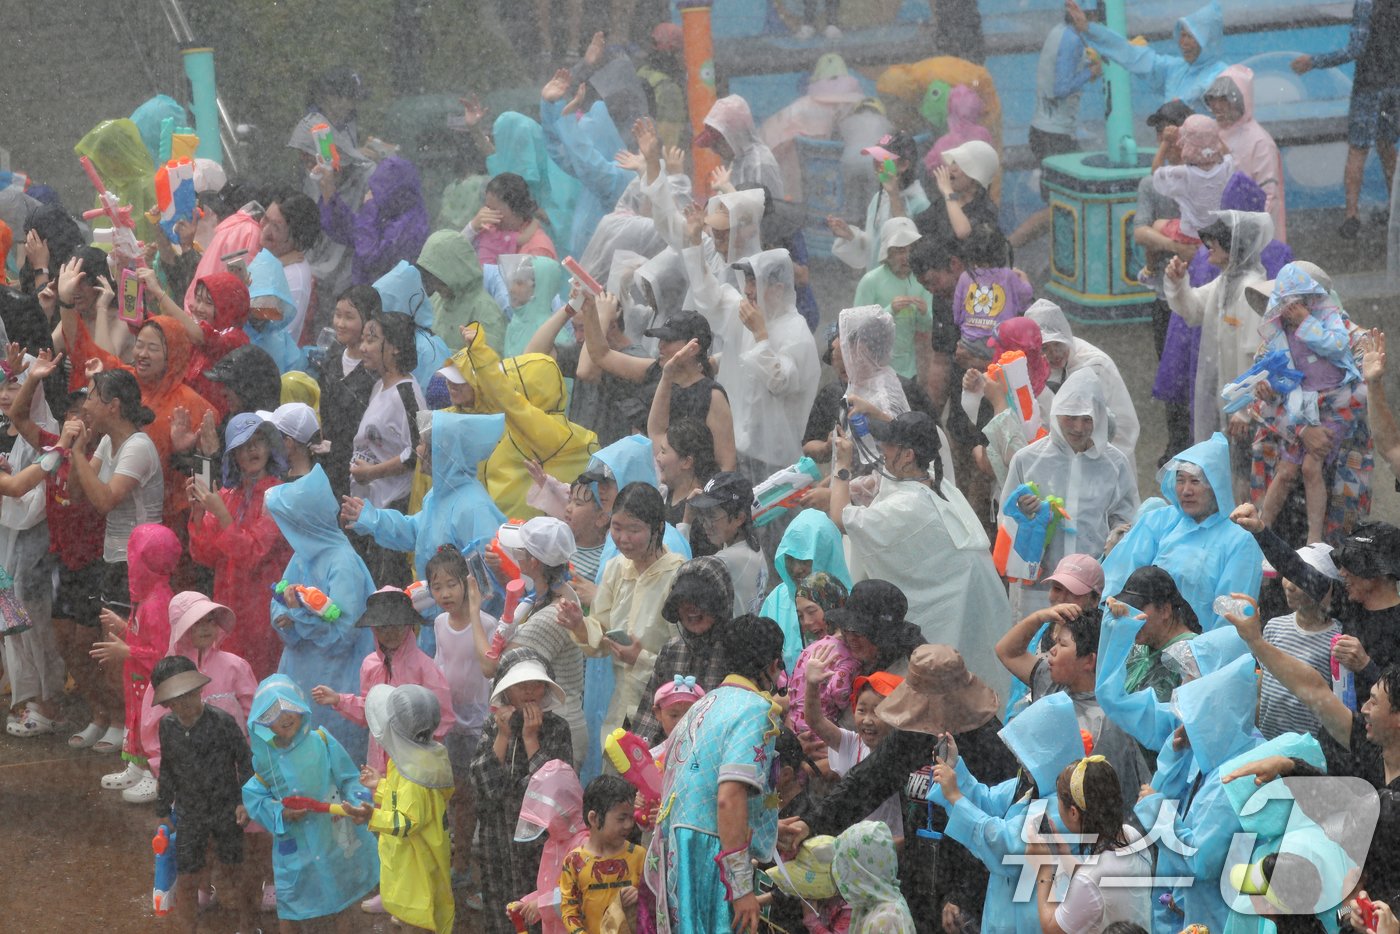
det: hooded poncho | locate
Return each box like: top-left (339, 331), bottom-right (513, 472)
top-left (1082, 0), bottom-right (1228, 111)
top-left (758, 508), bottom-right (851, 671)
top-left (321, 156), bottom-right (430, 287)
top-left (415, 229), bottom-right (503, 352)
top-left (701, 95), bottom-right (784, 197)
top-left (246, 249), bottom-right (306, 374)
top-left (1206, 65), bottom-right (1287, 242)
top-left (487, 112), bottom-right (582, 256)
top-left (833, 821), bottom-right (917, 934)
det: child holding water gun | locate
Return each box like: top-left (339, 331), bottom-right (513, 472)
top-left (241, 674), bottom-right (379, 928)
top-left (558, 774), bottom-right (646, 934)
top-left (344, 683), bottom-right (455, 934)
top-left (1252, 264), bottom-right (1364, 545)
top-left (510, 760), bottom-right (590, 934)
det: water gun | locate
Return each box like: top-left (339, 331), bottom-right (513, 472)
top-left (506, 903), bottom-right (530, 933)
top-left (1330, 633), bottom-right (1358, 710)
top-left (861, 144), bottom-right (899, 184)
top-left (151, 158), bottom-right (197, 245)
top-left (79, 155), bottom-right (144, 267)
top-left (272, 581), bottom-right (342, 622)
top-left (486, 579), bottom-right (527, 662)
top-left (604, 727), bottom-right (663, 827)
top-left (310, 122), bottom-right (340, 175)
top-left (562, 256), bottom-right (603, 296)
top-left (405, 579), bottom-right (436, 614)
top-left (0, 170), bottom-right (28, 193)
top-left (987, 350), bottom-right (1046, 444)
top-left (1355, 897), bottom-right (1378, 933)
top-left (1220, 349), bottom-right (1305, 414)
top-left (280, 794), bottom-right (349, 817)
top-left (751, 456), bottom-right (823, 528)
top-left (490, 522), bottom-right (524, 582)
top-left (995, 482), bottom-right (1073, 580)
top-left (152, 822), bottom-right (177, 916)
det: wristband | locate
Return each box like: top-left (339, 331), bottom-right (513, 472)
top-left (715, 841), bottom-right (755, 902)
top-left (58, 299), bottom-right (76, 309)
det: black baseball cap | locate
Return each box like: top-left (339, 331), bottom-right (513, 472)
top-left (870, 411), bottom-right (942, 463)
top-left (1113, 565), bottom-right (1199, 631)
top-left (688, 471), bottom-right (753, 513)
top-left (1334, 522), bottom-right (1400, 580)
top-left (1147, 100), bottom-right (1194, 130)
top-left (845, 580), bottom-right (908, 630)
top-left (644, 312), bottom-right (712, 353)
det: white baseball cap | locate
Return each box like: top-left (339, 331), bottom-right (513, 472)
top-left (255, 402), bottom-right (320, 445)
top-left (497, 517), bottom-right (577, 567)
top-left (436, 364), bottom-right (468, 385)
top-left (1297, 543), bottom-right (1342, 581)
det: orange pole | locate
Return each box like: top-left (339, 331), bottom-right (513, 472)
top-left (679, 1), bottom-right (720, 199)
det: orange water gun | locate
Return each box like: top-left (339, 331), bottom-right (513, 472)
top-left (272, 581), bottom-right (342, 622)
top-left (986, 350), bottom-right (1046, 445)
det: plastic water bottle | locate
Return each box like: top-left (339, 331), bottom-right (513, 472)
top-left (1331, 634), bottom-right (1358, 711)
top-left (1212, 595), bottom-right (1254, 618)
top-left (848, 412), bottom-right (869, 437)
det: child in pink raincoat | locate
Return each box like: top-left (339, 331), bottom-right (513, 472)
top-left (311, 586), bottom-right (453, 774)
top-left (508, 759), bottom-right (590, 934)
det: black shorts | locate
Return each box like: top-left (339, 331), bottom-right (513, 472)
top-left (54, 560), bottom-right (106, 627)
top-left (100, 561), bottom-right (129, 609)
top-left (1029, 127), bottom-right (1078, 201)
top-left (175, 816), bottom-right (245, 873)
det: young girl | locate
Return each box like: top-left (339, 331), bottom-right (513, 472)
top-left (311, 586), bottom-right (453, 780)
top-left (426, 545), bottom-right (493, 900)
top-left (469, 648), bottom-right (575, 934)
top-left (242, 675), bottom-right (380, 931)
top-left (350, 313), bottom-right (425, 586)
top-left (689, 471), bottom-right (767, 616)
top-left (349, 682), bottom-right (455, 934)
top-left (495, 254), bottom-right (566, 358)
top-left (952, 227), bottom-right (1034, 368)
top-left (187, 413), bottom-right (293, 680)
top-left (653, 418), bottom-right (721, 530)
top-left (1254, 264), bottom-right (1363, 544)
top-left (832, 821), bottom-right (915, 934)
top-left (512, 760), bottom-right (592, 934)
top-left (761, 509), bottom-right (851, 671)
top-left (95, 523), bottom-right (181, 799)
top-left (830, 130), bottom-right (930, 273)
top-left (649, 674), bottom-right (705, 762)
top-left (1152, 115), bottom-right (1235, 244)
top-left (463, 171), bottom-right (558, 268)
top-left (138, 268), bottom-right (251, 421)
top-left (318, 285), bottom-right (377, 499)
top-left (498, 516), bottom-right (588, 764)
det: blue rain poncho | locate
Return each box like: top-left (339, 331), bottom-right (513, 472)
top-left (246, 249), bottom-right (307, 374)
top-left (1082, 0), bottom-right (1228, 111)
top-left (541, 98), bottom-right (632, 264)
top-left (372, 259), bottom-right (452, 390)
top-left (487, 111), bottom-right (582, 255)
top-left (759, 509), bottom-right (851, 671)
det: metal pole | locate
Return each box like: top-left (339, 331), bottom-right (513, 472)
top-left (156, 0), bottom-right (240, 173)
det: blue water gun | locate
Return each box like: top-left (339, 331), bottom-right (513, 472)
top-left (1220, 349), bottom-right (1305, 414)
top-left (1001, 482), bottom-right (1074, 576)
top-left (152, 817), bottom-right (177, 915)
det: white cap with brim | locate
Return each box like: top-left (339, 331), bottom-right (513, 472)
top-left (489, 659), bottom-right (566, 711)
top-left (436, 364), bottom-right (468, 385)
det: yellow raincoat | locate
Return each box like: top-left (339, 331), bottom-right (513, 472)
top-left (450, 326), bottom-right (598, 519)
top-left (73, 118), bottom-right (159, 245)
top-left (369, 761), bottom-right (454, 934)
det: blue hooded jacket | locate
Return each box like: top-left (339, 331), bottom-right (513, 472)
top-left (1085, 0), bottom-right (1228, 111)
top-left (246, 249), bottom-right (308, 374)
top-left (541, 98), bottom-right (632, 265)
top-left (759, 509), bottom-right (851, 671)
top-left (264, 465), bottom-right (376, 762)
top-left (372, 260), bottom-right (452, 389)
top-left (1102, 433), bottom-right (1263, 633)
top-left (931, 693), bottom-right (1086, 934)
top-left (1135, 654), bottom-right (1263, 934)
top-left (240, 675), bottom-right (379, 919)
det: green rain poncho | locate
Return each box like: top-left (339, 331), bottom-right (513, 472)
top-left (74, 118), bottom-right (158, 245)
top-left (415, 230), bottom-right (504, 352)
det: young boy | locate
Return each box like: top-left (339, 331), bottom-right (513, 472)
top-left (151, 655), bottom-right (256, 933)
top-left (559, 775), bottom-right (646, 934)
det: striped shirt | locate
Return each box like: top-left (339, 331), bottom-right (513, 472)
top-left (1257, 612), bottom-right (1341, 740)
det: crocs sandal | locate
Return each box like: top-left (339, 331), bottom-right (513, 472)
top-left (6, 708), bottom-right (56, 737)
top-left (69, 723), bottom-right (105, 748)
top-left (361, 893), bottom-right (386, 914)
top-left (102, 762), bottom-right (142, 790)
top-left (92, 725), bottom-right (126, 754)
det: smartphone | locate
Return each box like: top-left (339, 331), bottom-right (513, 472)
top-left (604, 628), bottom-right (633, 646)
top-left (221, 248), bottom-right (250, 282)
top-left (465, 550), bottom-right (496, 602)
top-left (934, 735), bottom-right (950, 764)
top-left (193, 455), bottom-right (214, 490)
top-left (118, 268), bottom-right (144, 325)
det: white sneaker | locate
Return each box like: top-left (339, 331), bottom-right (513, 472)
top-left (824, 24), bottom-right (843, 39)
top-left (102, 762), bottom-right (142, 790)
top-left (122, 771), bottom-right (159, 803)
top-left (796, 24), bottom-right (816, 39)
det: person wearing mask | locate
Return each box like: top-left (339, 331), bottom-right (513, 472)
top-left (1065, 0), bottom-right (1227, 112)
top-left (830, 411), bottom-right (1012, 698)
top-left (1001, 369), bottom-right (1139, 616)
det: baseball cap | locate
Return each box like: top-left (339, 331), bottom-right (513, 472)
top-left (869, 411), bottom-right (942, 464)
top-left (436, 363), bottom-right (468, 385)
top-left (1043, 554), bottom-right (1105, 597)
top-left (1113, 565), bottom-right (1186, 609)
top-left (497, 517), bottom-right (577, 567)
top-left (256, 402), bottom-right (320, 444)
top-left (644, 312), bottom-right (712, 352)
top-left (1147, 99), bottom-right (1194, 130)
top-left (1296, 543), bottom-right (1342, 581)
top-left (687, 471), bottom-right (754, 513)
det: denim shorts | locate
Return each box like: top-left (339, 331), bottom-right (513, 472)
top-left (1347, 85), bottom-right (1400, 149)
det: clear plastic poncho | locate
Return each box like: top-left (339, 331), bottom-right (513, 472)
top-left (839, 304), bottom-right (908, 420)
top-left (364, 683), bottom-right (453, 789)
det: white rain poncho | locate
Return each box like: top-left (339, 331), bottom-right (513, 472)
top-left (702, 94), bottom-right (784, 196)
top-left (1024, 298), bottom-right (1141, 469)
top-left (607, 248), bottom-right (689, 351)
top-left (684, 247), bottom-right (819, 471)
top-left (1163, 209), bottom-right (1273, 440)
top-left (840, 304), bottom-right (908, 420)
top-left (643, 164), bottom-right (765, 290)
top-left (1001, 369), bottom-right (1140, 576)
top-left (576, 170), bottom-right (694, 283)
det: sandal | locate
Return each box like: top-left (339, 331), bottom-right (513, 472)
top-left (6, 708), bottom-right (56, 737)
top-left (92, 725), bottom-right (126, 754)
top-left (69, 723), bottom-right (105, 749)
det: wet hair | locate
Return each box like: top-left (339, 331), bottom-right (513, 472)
top-left (774, 728), bottom-right (819, 785)
top-left (76, 246), bottom-right (116, 292)
top-left (485, 172), bottom-right (541, 222)
top-left (582, 774), bottom-right (636, 830)
top-left (270, 191), bottom-right (322, 252)
top-left (337, 284), bottom-right (382, 323)
top-left (884, 130), bottom-right (921, 188)
top-left (909, 234), bottom-right (960, 278)
top-left (1197, 219), bottom-right (1232, 252)
top-left (1057, 606), bottom-right (1102, 658)
top-left (371, 312), bottom-right (419, 374)
top-left (426, 543), bottom-right (471, 586)
top-left (150, 654), bottom-right (199, 690)
top-left (957, 225), bottom-right (1013, 271)
top-left (667, 419), bottom-right (720, 485)
top-left (1055, 758), bottom-right (1129, 854)
top-left (1381, 665), bottom-right (1400, 711)
top-left (90, 370), bottom-right (154, 427)
top-left (1102, 926), bottom-right (1148, 934)
top-left (719, 613), bottom-right (785, 684)
top-left (706, 489), bottom-right (760, 553)
top-left (612, 482), bottom-right (667, 553)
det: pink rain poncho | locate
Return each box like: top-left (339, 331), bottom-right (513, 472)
top-left (1206, 65), bottom-right (1287, 242)
top-left (514, 759), bottom-right (590, 934)
top-left (924, 84), bottom-right (996, 177)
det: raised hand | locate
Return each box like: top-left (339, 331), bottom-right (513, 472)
top-left (710, 164), bottom-right (733, 193)
top-left (542, 68), bottom-right (573, 103)
top-left (584, 31), bottom-right (606, 67)
top-left (1363, 328), bottom-right (1387, 383)
top-left (460, 93), bottom-right (487, 127)
top-left (633, 117), bottom-right (660, 164)
top-left (615, 149), bottom-right (646, 174)
top-left (169, 407), bottom-right (197, 453)
top-left (683, 201), bottom-right (707, 245)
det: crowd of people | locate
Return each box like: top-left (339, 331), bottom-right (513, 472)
top-left (3, 2), bottom-right (1400, 933)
